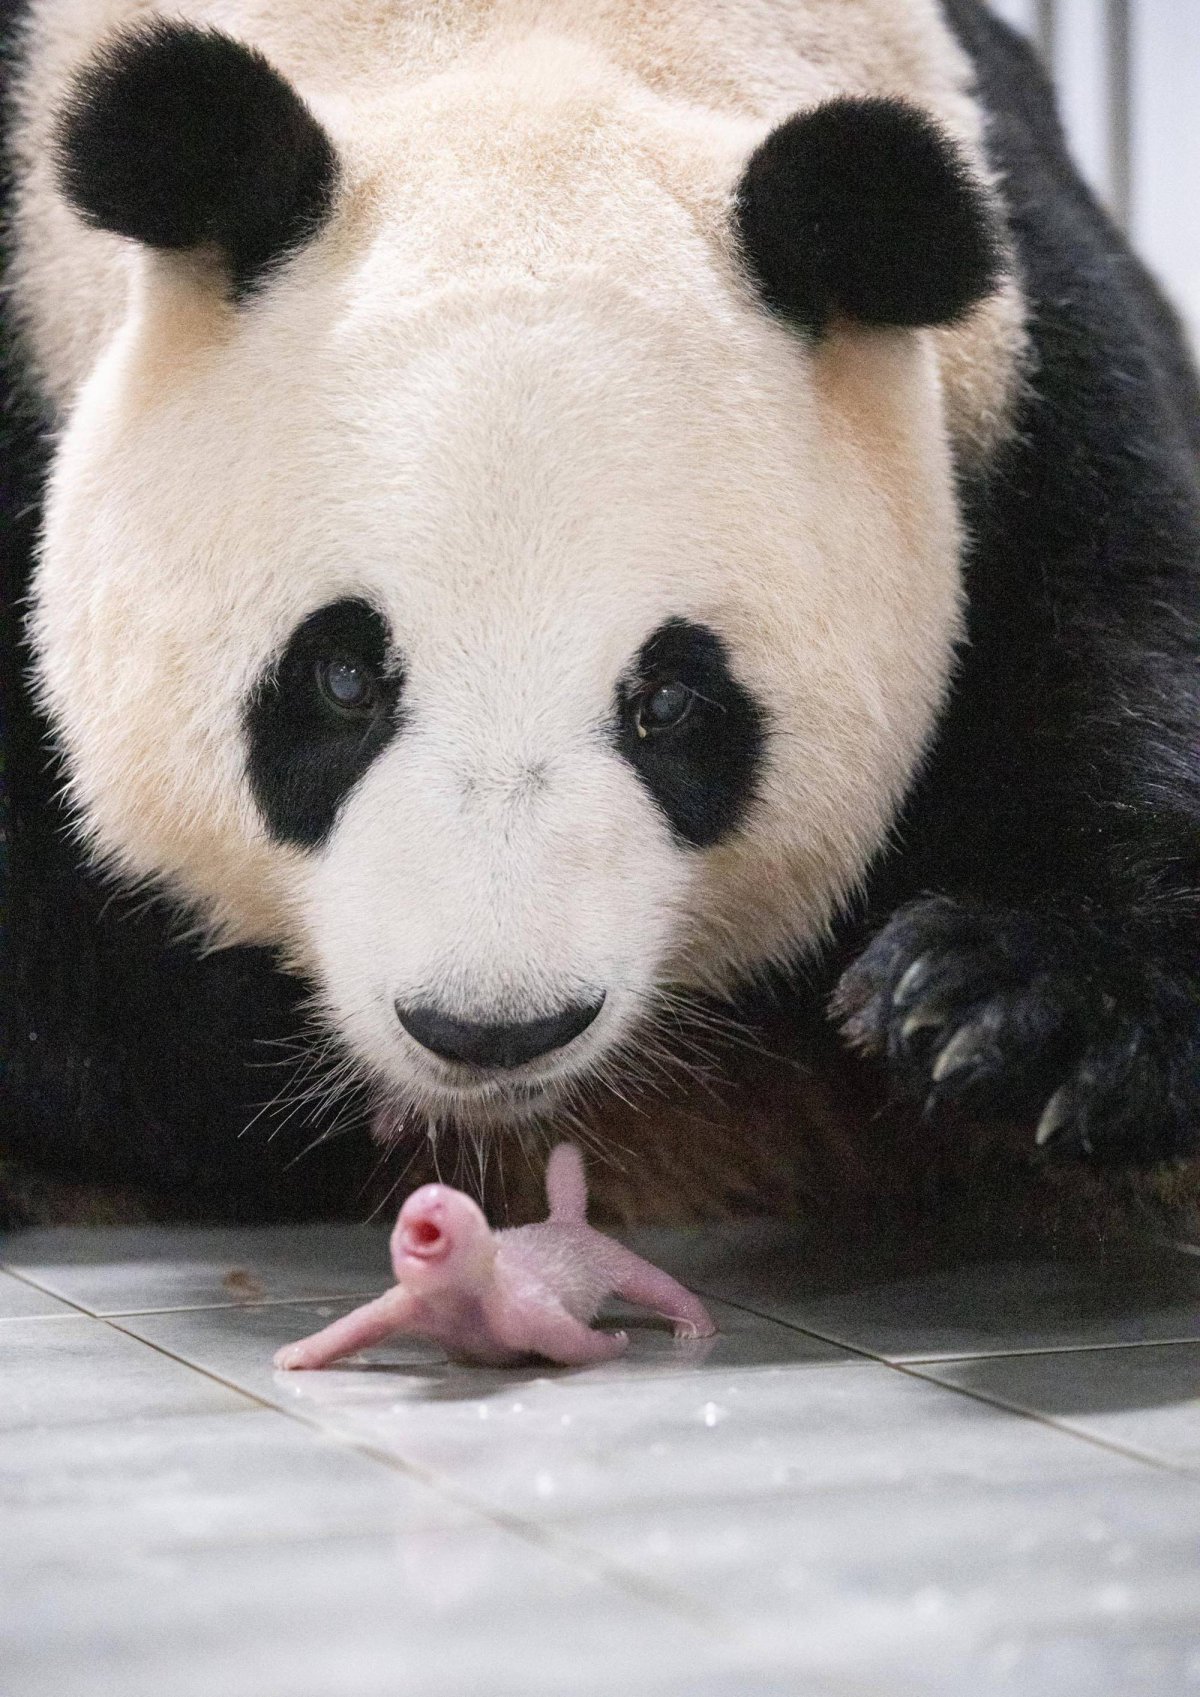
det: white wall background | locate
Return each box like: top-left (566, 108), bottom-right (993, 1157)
top-left (989, 0), bottom-right (1200, 346)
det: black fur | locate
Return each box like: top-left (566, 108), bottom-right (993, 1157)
top-left (56, 21), bottom-right (337, 296)
top-left (245, 600), bottom-right (404, 849)
top-left (834, 4), bottom-right (1200, 1165)
top-left (615, 619), bottom-right (766, 848)
top-left (735, 96), bottom-right (1003, 331)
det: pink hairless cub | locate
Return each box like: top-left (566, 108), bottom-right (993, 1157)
top-left (274, 1144), bottom-right (715, 1370)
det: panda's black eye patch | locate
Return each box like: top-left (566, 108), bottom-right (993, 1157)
top-left (245, 599), bottom-right (403, 849)
top-left (616, 619), bottom-right (766, 848)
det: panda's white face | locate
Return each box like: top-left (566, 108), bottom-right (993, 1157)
top-left (34, 243), bottom-right (963, 1128)
top-left (25, 8), bottom-right (992, 1133)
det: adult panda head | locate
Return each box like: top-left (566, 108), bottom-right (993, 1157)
top-left (30, 19), bottom-right (1004, 1134)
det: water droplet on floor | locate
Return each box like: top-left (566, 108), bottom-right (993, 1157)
top-left (696, 1401), bottom-right (729, 1427)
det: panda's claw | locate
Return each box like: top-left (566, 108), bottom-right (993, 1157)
top-left (841, 896), bottom-right (1200, 1160)
top-left (931, 1021), bottom-right (992, 1085)
top-left (833, 895), bottom-right (1200, 1162)
top-left (893, 957), bottom-right (933, 1010)
top-left (899, 1006), bottom-right (946, 1045)
top-left (1035, 1084), bottom-right (1075, 1147)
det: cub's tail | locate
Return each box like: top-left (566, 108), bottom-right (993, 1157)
top-left (545, 1142), bottom-right (589, 1223)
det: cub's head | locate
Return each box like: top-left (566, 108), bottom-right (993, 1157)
top-left (32, 24), bottom-right (1002, 1134)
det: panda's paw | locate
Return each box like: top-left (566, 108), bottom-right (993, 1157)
top-left (832, 895), bottom-right (1200, 1163)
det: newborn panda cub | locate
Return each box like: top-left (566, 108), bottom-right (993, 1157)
top-left (275, 1145), bottom-right (716, 1370)
top-left (5, 0), bottom-right (1200, 1222)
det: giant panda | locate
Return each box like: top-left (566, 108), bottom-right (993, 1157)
top-left (2, 0), bottom-right (1199, 1245)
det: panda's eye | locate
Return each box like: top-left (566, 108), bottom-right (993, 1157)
top-left (616, 619), bottom-right (764, 850)
top-left (315, 655), bottom-right (380, 718)
top-left (635, 680), bottom-right (695, 738)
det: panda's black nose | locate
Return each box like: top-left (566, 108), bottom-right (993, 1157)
top-left (395, 997), bottom-right (604, 1070)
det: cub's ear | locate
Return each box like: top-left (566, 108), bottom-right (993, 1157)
top-left (734, 97), bottom-right (1003, 332)
top-left (55, 21), bottom-right (338, 297)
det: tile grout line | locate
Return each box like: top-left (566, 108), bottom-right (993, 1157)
top-left (689, 1284), bottom-right (1200, 1366)
top-left (897, 1359), bottom-right (1200, 1481)
top-left (0, 1263), bottom-right (105, 1318)
top-left (0, 1311), bottom-right (98, 1323)
top-left (902, 1335), bottom-right (1200, 1363)
top-left (11, 1254), bottom-right (1199, 1353)
top-left (14, 1251), bottom-right (1195, 1479)
top-left (697, 1288), bottom-right (1200, 1482)
top-left (0, 1261), bottom-right (390, 1317)
top-left (92, 1291), bottom-right (389, 1316)
top-left (54, 1292), bottom-right (388, 1318)
top-left (96, 1312), bottom-right (734, 1644)
top-left (690, 1285), bottom-right (912, 1365)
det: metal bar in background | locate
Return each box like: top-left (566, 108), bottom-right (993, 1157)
top-left (1106, 0), bottom-right (1132, 230)
top-left (1032, 0), bottom-right (1133, 231)
top-left (1127, 0), bottom-right (1200, 350)
top-left (989, 0), bottom-right (1197, 341)
top-left (1050, 0), bottom-right (1112, 211)
top-left (988, 0), bottom-right (1049, 53)
top-left (1034, 0), bottom-right (1057, 66)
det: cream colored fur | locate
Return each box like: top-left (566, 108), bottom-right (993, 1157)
top-left (9, 0), bottom-right (1026, 441)
top-left (14, 0), bottom-right (1029, 1125)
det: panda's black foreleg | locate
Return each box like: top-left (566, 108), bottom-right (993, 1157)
top-left (822, 0), bottom-right (1200, 1171)
top-left (833, 894), bottom-right (1200, 1165)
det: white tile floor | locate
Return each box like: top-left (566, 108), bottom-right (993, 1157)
top-left (3, 1224), bottom-right (1200, 1696)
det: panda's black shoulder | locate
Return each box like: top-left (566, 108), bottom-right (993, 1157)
top-left (865, 1), bottom-right (1200, 913)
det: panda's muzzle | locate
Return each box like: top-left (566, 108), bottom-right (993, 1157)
top-left (394, 996), bottom-right (605, 1072)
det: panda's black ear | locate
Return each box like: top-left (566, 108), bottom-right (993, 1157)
top-left (734, 98), bottom-right (1003, 332)
top-left (55, 22), bottom-right (338, 297)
